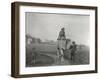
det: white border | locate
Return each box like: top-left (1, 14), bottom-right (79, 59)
top-left (19, 6), bottom-right (95, 74)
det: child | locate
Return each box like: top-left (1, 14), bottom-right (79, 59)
top-left (70, 41), bottom-right (77, 61)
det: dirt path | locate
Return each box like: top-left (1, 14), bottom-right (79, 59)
top-left (40, 52), bottom-right (72, 66)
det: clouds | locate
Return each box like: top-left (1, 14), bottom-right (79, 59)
top-left (26, 12), bottom-right (90, 46)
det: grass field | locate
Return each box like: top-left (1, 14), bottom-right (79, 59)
top-left (26, 42), bottom-right (89, 67)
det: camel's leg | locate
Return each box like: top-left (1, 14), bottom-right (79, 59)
top-left (60, 49), bottom-right (64, 62)
top-left (56, 49), bottom-right (60, 63)
top-left (57, 49), bottom-right (60, 58)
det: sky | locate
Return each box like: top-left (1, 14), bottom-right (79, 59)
top-left (25, 12), bottom-right (90, 46)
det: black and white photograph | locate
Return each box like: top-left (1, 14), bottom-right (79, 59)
top-left (11, 2), bottom-right (97, 78)
top-left (26, 12), bottom-right (90, 67)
